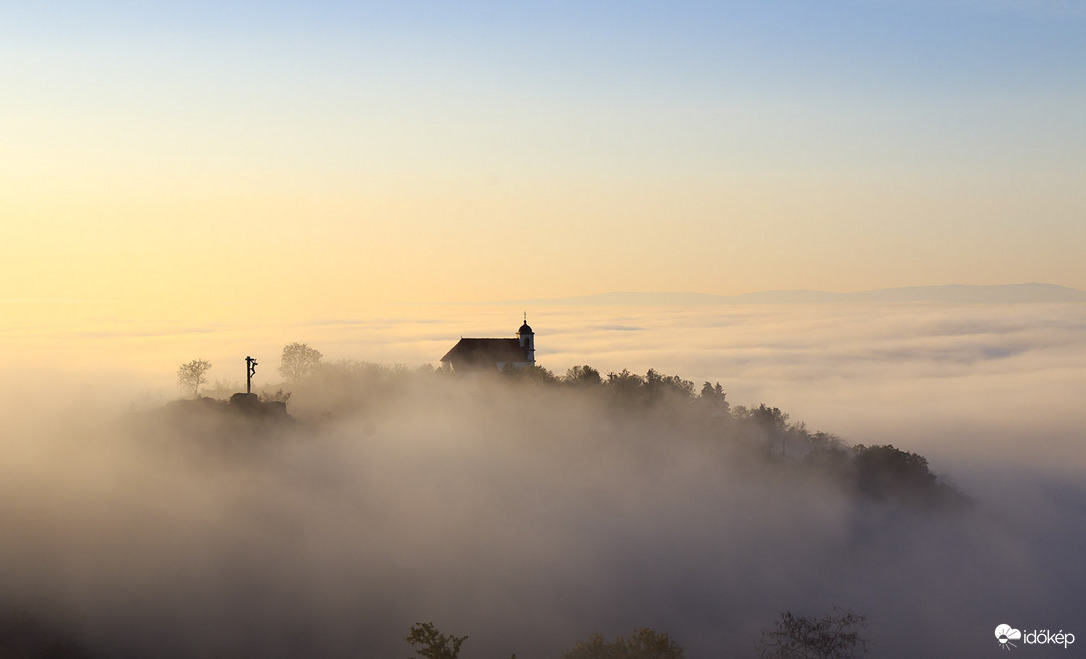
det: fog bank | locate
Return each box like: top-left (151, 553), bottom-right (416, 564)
top-left (2, 360), bottom-right (1083, 657)
top-left (2, 301), bottom-right (1084, 656)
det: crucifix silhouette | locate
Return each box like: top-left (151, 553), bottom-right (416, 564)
top-left (245, 356), bottom-right (258, 394)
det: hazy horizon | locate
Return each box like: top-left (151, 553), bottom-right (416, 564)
top-left (3, 1), bottom-right (1085, 316)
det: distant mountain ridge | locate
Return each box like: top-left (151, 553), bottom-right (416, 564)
top-left (506, 284), bottom-right (1086, 306)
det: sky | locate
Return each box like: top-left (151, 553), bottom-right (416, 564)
top-left (2, 0), bottom-right (1084, 326)
top-left (2, 5), bottom-right (1085, 652)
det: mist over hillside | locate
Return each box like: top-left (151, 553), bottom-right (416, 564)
top-left (1, 299), bottom-right (1084, 657)
top-left (1, 354), bottom-right (1083, 658)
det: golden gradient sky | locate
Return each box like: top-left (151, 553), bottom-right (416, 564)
top-left (2, 1), bottom-right (1085, 354)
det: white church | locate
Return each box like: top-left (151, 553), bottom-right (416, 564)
top-left (440, 317), bottom-right (536, 372)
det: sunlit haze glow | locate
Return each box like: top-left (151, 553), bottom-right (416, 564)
top-left (2, 0), bottom-right (1085, 318)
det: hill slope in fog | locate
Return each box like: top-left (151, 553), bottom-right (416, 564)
top-left (0, 362), bottom-right (973, 658)
top-left (1, 361), bottom-right (1080, 658)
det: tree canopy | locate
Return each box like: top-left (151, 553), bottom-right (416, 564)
top-left (406, 622), bottom-right (468, 659)
top-left (278, 342), bottom-right (323, 382)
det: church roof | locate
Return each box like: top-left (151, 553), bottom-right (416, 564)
top-left (518, 322), bottom-right (533, 334)
top-left (440, 338), bottom-right (529, 367)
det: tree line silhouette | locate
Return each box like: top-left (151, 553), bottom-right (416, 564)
top-left (172, 343), bottom-right (966, 510)
top-left (404, 610), bottom-right (871, 659)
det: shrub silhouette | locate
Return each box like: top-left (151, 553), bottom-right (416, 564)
top-left (406, 622), bottom-right (468, 659)
top-left (564, 364), bottom-right (603, 387)
top-left (562, 628), bottom-right (684, 659)
top-left (755, 607), bottom-right (871, 658)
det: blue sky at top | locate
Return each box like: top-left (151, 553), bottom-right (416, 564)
top-left (2, 0), bottom-right (1084, 302)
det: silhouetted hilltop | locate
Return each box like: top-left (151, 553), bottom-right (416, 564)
top-left (163, 393), bottom-right (291, 420)
top-left (131, 360), bottom-right (967, 516)
top-left (132, 392), bottom-right (295, 450)
top-left (197, 359), bottom-right (967, 510)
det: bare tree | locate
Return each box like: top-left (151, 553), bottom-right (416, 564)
top-left (756, 607), bottom-right (871, 659)
top-left (278, 342), bottom-right (323, 382)
top-left (176, 359), bottom-right (212, 398)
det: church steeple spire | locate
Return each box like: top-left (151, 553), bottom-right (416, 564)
top-left (517, 314), bottom-right (535, 365)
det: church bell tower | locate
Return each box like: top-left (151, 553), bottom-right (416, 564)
top-left (517, 313), bottom-right (535, 365)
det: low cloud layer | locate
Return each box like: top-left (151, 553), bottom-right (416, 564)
top-left (1, 301), bottom-right (1084, 657)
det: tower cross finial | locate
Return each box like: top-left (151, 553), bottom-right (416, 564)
top-left (524, 311), bottom-right (527, 323)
